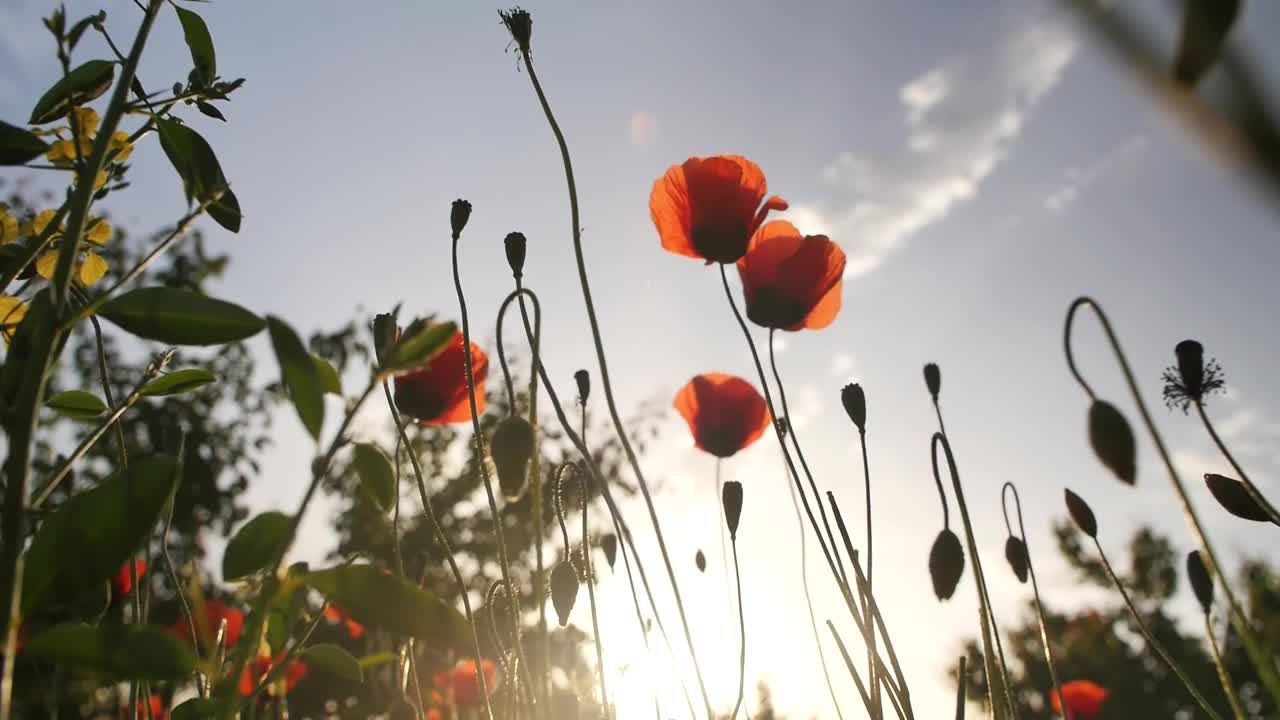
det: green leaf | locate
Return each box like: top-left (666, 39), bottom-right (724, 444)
top-left (174, 6), bottom-right (216, 85)
top-left (29, 59), bottom-right (115, 125)
top-left (1174, 0), bottom-right (1242, 87)
top-left (170, 698), bottom-right (227, 720)
top-left (223, 511), bottom-right (292, 581)
top-left (0, 120), bottom-right (50, 165)
top-left (25, 623), bottom-right (195, 680)
top-left (139, 368), bottom-right (218, 396)
top-left (312, 353), bottom-right (342, 395)
top-left (384, 320), bottom-right (457, 375)
top-left (195, 100), bottom-right (226, 121)
top-left (155, 117), bottom-right (241, 233)
top-left (45, 389), bottom-right (107, 419)
top-left (23, 456), bottom-right (179, 612)
top-left (206, 185), bottom-right (241, 233)
top-left (302, 643), bottom-right (363, 683)
top-left (267, 316), bottom-right (324, 440)
top-left (306, 565), bottom-right (468, 649)
top-left (357, 652), bottom-right (396, 670)
top-left (352, 443), bottom-right (395, 513)
top-left (99, 287), bottom-right (264, 345)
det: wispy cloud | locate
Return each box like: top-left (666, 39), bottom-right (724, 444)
top-left (1044, 134), bottom-right (1148, 214)
top-left (786, 15), bottom-right (1078, 278)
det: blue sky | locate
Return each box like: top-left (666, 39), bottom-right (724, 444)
top-left (4, 1), bottom-right (1280, 717)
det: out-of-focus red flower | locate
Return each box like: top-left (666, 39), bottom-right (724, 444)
top-left (322, 605), bottom-right (365, 639)
top-left (113, 559), bottom-right (147, 597)
top-left (239, 653), bottom-right (307, 697)
top-left (171, 598), bottom-right (245, 650)
top-left (125, 694), bottom-right (166, 719)
top-left (650, 155), bottom-right (787, 264)
top-left (737, 220), bottom-right (845, 331)
top-left (434, 658), bottom-right (498, 707)
top-left (674, 373), bottom-right (770, 458)
top-left (424, 710), bottom-right (442, 720)
top-left (394, 329), bottom-right (488, 425)
top-left (1049, 679), bottom-right (1109, 720)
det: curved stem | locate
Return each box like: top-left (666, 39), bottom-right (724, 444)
top-left (1203, 612), bottom-right (1247, 720)
top-left (1064, 297), bottom-right (1280, 703)
top-left (391, 430), bottom-right (424, 713)
top-left (1195, 400), bottom-right (1280, 525)
top-left (77, 288), bottom-right (127, 467)
top-left (729, 537), bottom-right (746, 720)
top-left (516, 277), bottom-right (549, 712)
top-left (1001, 483), bottom-right (1064, 717)
top-left (786, 471), bottom-right (844, 720)
top-left (1093, 540), bottom-right (1224, 720)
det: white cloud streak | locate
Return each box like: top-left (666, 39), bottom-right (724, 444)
top-left (1044, 134), bottom-right (1148, 214)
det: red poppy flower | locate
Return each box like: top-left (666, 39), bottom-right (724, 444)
top-left (673, 373), bottom-right (771, 458)
top-left (125, 695), bottom-right (166, 719)
top-left (323, 605), bottom-right (365, 639)
top-left (737, 220), bottom-right (845, 331)
top-left (113, 559), bottom-right (147, 597)
top-left (1049, 679), bottom-right (1109, 720)
top-left (650, 155), bottom-right (788, 264)
top-left (434, 658), bottom-right (498, 707)
top-left (394, 329), bottom-right (488, 425)
top-left (172, 598), bottom-right (245, 650)
top-left (239, 653), bottom-right (307, 697)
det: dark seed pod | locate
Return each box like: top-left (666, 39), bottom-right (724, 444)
top-left (1175, 340), bottom-right (1205, 398)
top-left (722, 480), bottom-right (743, 540)
top-left (1088, 400), bottom-right (1137, 484)
top-left (923, 363), bottom-right (941, 401)
top-left (450, 199), bottom-right (472, 238)
top-left (1204, 473), bottom-right (1274, 523)
top-left (504, 231), bottom-right (527, 280)
top-left (1004, 536), bottom-right (1029, 584)
top-left (1187, 550), bottom-right (1214, 614)
top-left (491, 416), bottom-right (535, 501)
top-left (695, 550), bottom-right (706, 573)
top-left (841, 383), bottom-right (866, 433)
top-left (574, 369), bottom-right (590, 403)
top-left (550, 561), bottom-right (578, 627)
top-left (601, 533), bottom-right (617, 569)
top-left (372, 312), bottom-right (398, 366)
top-left (928, 529), bottom-right (965, 600)
top-left (1064, 488), bottom-right (1098, 538)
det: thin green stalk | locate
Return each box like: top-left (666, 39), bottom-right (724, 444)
top-left (1093, 540), bottom-right (1224, 720)
top-left (1203, 612), bottom-right (1247, 720)
top-left (391, 431), bottom-right (423, 713)
top-left (786, 474), bottom-right (844, 720)
top-left (954, 656), bottom-right (967, 720)
top-left (81, 296), bottom-right (128, 467)
top-left (715, 460), bottom-right (733, 617)
top-left (1195, 400), bottom-right (1280, 525)
top-left (572, 468), bottom-right (609, 716)
top-left (1064, 297), bottom-right (1280, 703)
top-left (516, 277), bottom-right (550, 714)
top-left (1001, 483), bottom-right (1064, 717)
top-left (826, 621), bottom-right (877, 719)
top-left (160, 441), bottom-right (203, 696)
top-left (728, 536), bottom-right (746, 720)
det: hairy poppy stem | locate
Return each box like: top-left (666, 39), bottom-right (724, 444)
top-left (515, 46), bottom-right (713, 718)
top-left (729, 535), bottom-right (746, 720)
top-left (1194, 400), bottom-right (1280, 525)
top-left (1091, 538), bottom-right (1224, 720)
top-left (574, 467), bottom-right (610, 716)
top-left (1064, 297), bottom-right (1280, 705)
top-left (1203, 612), bottom-right (1248, 720)
top-left (785, 471), bottom-right (845, 720)
top-left (391, 432), bottom-right (425, 714)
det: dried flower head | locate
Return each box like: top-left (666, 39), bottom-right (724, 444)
top-left (499, 7), bottom-right (532, 54)
top-left (450, 199), bottom-right (472, 238)
top-left (923, 363), bottom-right (941, 401)
top-left (841, 383), bottom-right (866, 433)
top-left (574, 369), bottom-right (590, 404)
top-left (1161, 339), bottom-right (1225, 413)
top-left (504, 231), bottom-right (526, 279)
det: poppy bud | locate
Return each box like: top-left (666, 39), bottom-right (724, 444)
top-left (450, 199), bottom-right (472, 238)
top-left (491, 416), bottom-right (534, 501)
top-left (928, 529), bottom-right (964, 600)
top-left (694, 549), bottom-right (706, 573)
top-left (504, 232), bottom-right (526, 280)
top-left (923, 363), bottom-right (941, 401)
top-left (841, 383), bottom-right (866, 433)
top-left (550, 561), bottom-right (578, 627)
top-left (499, 7), bottom-right (532, 54)
top-left (776, 416), bottom-right (789, 438)
top-left (600, 533), bottom-right (617, 569)
top-left (1186, 550), bottom-right (1214, 614)
top-left (574, 369), bottom-right (590, 404)
top-left (722, 480), bottom-right (743, 540)
top-left (1064, 488), bottom-right (1098, 538)
top-left (1004, 536), bottom-right (1029, 584)
top-left (1204, 473), bottom-right (1275, 523)
top-left (1088, 400), bottom-right (1136, 485)
top-left (1174, 340), bottom-right (1205, 398)
top-left (372, 312), bottom-right (398, 366)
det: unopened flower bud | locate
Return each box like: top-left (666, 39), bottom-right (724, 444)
top-left (1064, 488), bottom-right (1098, 538)
top-left (1186, 550), bottom-right (1213, 614)
top-left (504, 232), bottom-right (527, 280)
top-left (600, 533), bottom-right (617, 569)
top-left (450, 199), bottom-right (472, 238)
top-left (722, 480), bottom-right (743, 540)
top-left (1175, 340), bottom-right (1204, 397)
top-left (928, 529), bottom-right (964, 600)
top-left (372, 312), bottom-right (398, 366)
top-left (923, 363), bottom-right (941, 401)
top-left (574, 369), bottom-right (590, 404)
top-left (550, 561), bottom-right (578, 627)
top-left (1004, 536), bottom-right (1028, 584)
top-left (841, 383), bottom-right (866, 433)
top-left (694, 549), bottom-right (706, 573)
top-left (1204, 473), bottom-right (1274, 523)
top-left (492, 416), bottom-right (534, 501)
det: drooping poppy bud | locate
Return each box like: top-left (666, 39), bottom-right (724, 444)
top-left (450, 199), bottom-right (472, 238)
top-left (499, 7), bottom-right (532, 54)
top-left (1204, 473), bottom-right (1274, 523)
top-left (491, 416), bottom-right (534, 500)
top-left (1064, 488), bottom-right (1098, 538)
top-left (574, 369), bottom-right (590, 404)
top-left (372, 312), bottom-right (399, 367)
top-left (841, 383), bottom-right (866, 434)
top-left (1004, 536), bottom-right (1029, 584)
top-left (551, 561), bottom-right (578, 627)
top-left (923, 363), bottom-right (941, 401)
top-left (1186, 550), bottom-right (1214, 614)
top-left (694, 550), bottom-right (706, 573)
top-left (600, 533), bottom-right (617, 569)
top-left (722, 480), bottom-right (743, 540)
top-left (504, 232), bottom-right (526, 280)
top-left (1088, 400), bottom-right (1136, 485)
top-left (929, 529), bottom-right (964, 600)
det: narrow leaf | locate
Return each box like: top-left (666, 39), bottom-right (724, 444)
top-left (99, 287), bottom-right (264, 345)
top-left (312, 353), bottom-right (342, 395)
top-left (267, 316), bottom-right (324, 440)
top-left (352, 443), bottom-right (395, 513)
top-left (155, 118), bottom-right (241, 233)
top-left (306, 564), bottom-right (468, 648)
top-left (45, 389), bottom-right (107, 419)
top-left (139, 368), bottom-right (218, 397)
top-left (383, 320), bottom-right (456, 374)
top-left (357, 652), bottom-right (396, 670)
top-left (29, 60), bottom-right (115, 125)
top-left (174, 6), bottom-right (216, 84)
top-left (223, 511), bottom-right (292, 581)
top-left (302, 643), bottom-right (362, 682)
top-left (0, 120), bottom-right (50, 165)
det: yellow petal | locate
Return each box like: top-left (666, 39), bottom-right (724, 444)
top-left (78, 252), bottom-right (108, 286)
top-left (109, 131), bottom-right (133, 163)
top-left (0, 296), bottom-right (28, 344)
top-left (27, 209), bottom-right (60, 237)
top-left (35, 252), bottom-right (58, 280)
top-left (46, 139), bottom-right (74, 165)
top-left (71, 107), bottom-right (100, 138)
top-left (0, 214), bottom-right (17, 246)
top-left (86, 217), bottom-right (112, 246)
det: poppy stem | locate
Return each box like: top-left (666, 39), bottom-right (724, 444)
top-left (715, 460), bottom-right (734, 618)
top-left (391, 431), bottom-right (425, 714)
top-left (1194, 399), bottom-right (1280, 525)
top-left (1091, 538), bottom-right (1225, 720)
top-left (1064, 297), bottom-right (1280, 705)
top-left (516, 48), bottom-right (714, 717)
top-left (954, 655), bottom-right (966, 720)
top-left (1001, 483), bottom-right (1065, 718)
top-left (577, 465), bottom-right (610, 717)
top-left (729, 534), bottom-right (746, 720)
top-left (1203, 611), bottom-right (1248, 720)
top-left (825, 621), bottom-right (880, 720)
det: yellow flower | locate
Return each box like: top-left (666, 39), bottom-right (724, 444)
top-left (108, 131), bottom-right (133, 163)
top-left (35, 250), bottom-right (109, 287)
top-left (46, 136), bottom-right (93, 166)
top-left (70, 107), bottom-right (100, 138)
top-left (86, 217), bottom-right (112, 246)
top-left (35, 252), bottom-right (57, 280)
top-left (22, 209), bottom-right (61, 238)
top-left (0, 296), bottom-right (28, 345)
top-left (0, 205), bottom-right (18, 245)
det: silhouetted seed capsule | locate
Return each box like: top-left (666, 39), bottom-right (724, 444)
top-left (550, 561), bottom-right (578, 627)
top-left (601, 533), bottom-right (617, 570)
top-left (923, 363), bottom-right (941, 401)
top-left (1187, 550), bottom-right (1214, 614)
top-left (695, 550), bottom-right (706, 573)
top-left (574, 369), bottom-right (590, 404)
top-left (1204, 473), bottom-right (1275, 523)
top-left (504, 232), bottom-right (527, 280)
top-left (1004, 536), bottom-right (1029, 584)
top-left (776, 417), bottom-right (789, 438)
top-left (929, 529), bottom-right (965, 600)
top-left (1064, 488), bottom-right (1098, 538)
top-left (841, 383), bottom-right (866, 433)
top-left (722, 480), bottom-right (743, 540)
top-left (1088, 400), bottom-right (1136, 485)
top-left (450, 199), bottom-right (472, 238)
top-left (372, 312), bottom-right (398, 366)
top-left (491, 416), bottom-right (534, 500)
top-left (500, 7), bottom-right (532, 53)
top-left (1175, 340), bottom-right (1205, 398)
